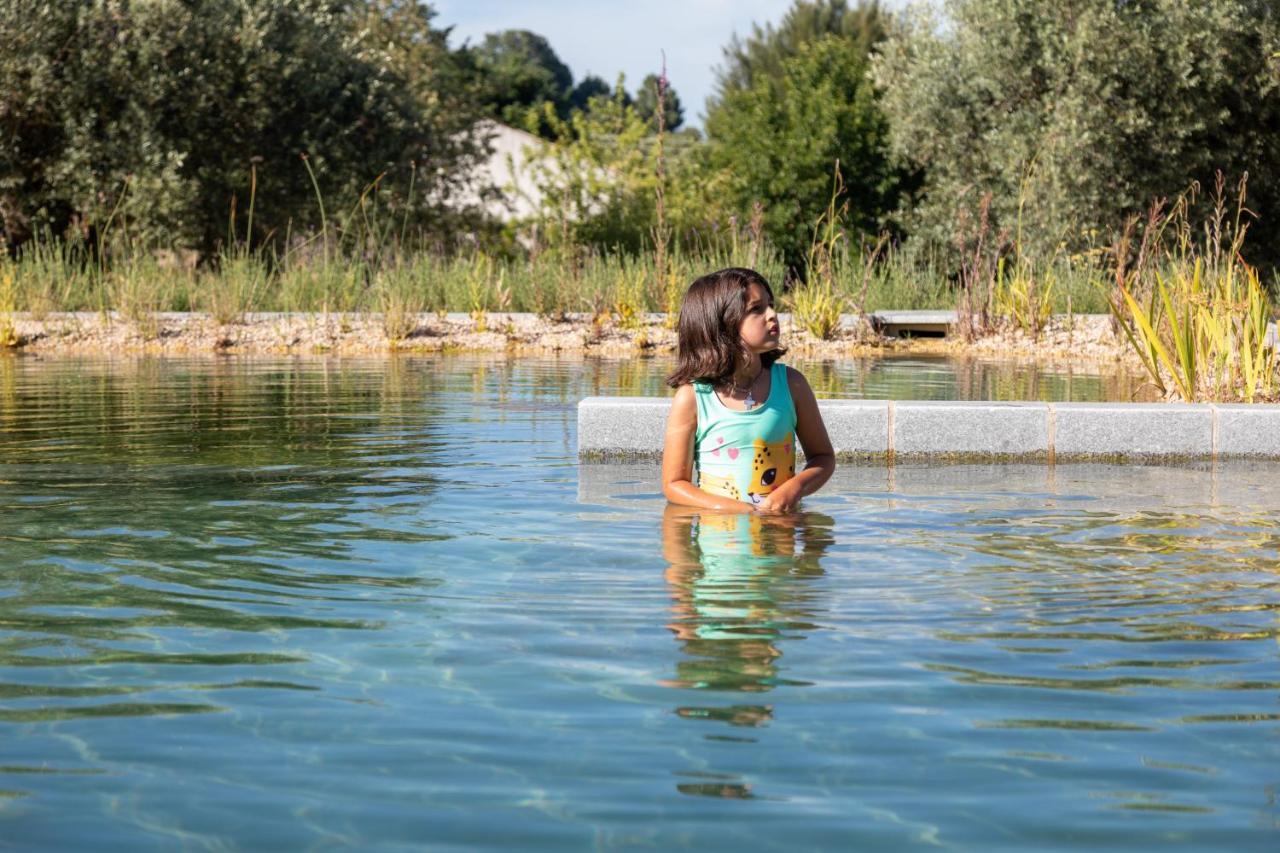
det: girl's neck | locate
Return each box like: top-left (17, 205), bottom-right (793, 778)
top-left (731, 355), bottom-right (763, 387)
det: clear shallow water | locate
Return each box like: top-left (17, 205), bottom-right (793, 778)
top-left (0, 355), bottom-right (1276, 850)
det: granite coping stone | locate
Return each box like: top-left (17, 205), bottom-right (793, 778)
top-left (1213, 403), bottom-right (1280, 458)
top-left (579, 397), bottom-right (1280, 461)
top-left (893, 401), bottom-right (1048, 459)
top-left (869, 310), bottom-right (958, 327)
top-left (1051, 402), bottom-right (1212, 459)
top-left (577, 397), bottom-right (670, 457)
top-left (813, 400), bottom-right (889, 457)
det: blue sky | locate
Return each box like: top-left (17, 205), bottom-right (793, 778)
top-left (433, 0), bottom-right (813, 128)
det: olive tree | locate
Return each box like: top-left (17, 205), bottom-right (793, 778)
top-left (874, 0), bottom-right (1280, 262)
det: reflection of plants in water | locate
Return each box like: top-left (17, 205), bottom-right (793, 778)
top-left (0, 355), bottom-right (14, 428)
top-left (794, 361), bottom-right (845, 399)
top-left (0, 358), bottom-right (458, 467)
top-left (789, 356), bottom-right (1155, 402)
top-left (585, 356), bottom-right (670, 400)
top-left (0, 358), bottom-right (462, 725)
top-left (924, 505), bottom-right (1280, 694)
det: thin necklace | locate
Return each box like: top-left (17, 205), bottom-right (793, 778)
top-left (723, 370), bottom-right (762, 410)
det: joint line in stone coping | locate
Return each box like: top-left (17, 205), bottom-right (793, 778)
top-left (1047, 403), bottom-right (1057, 465)
top-left (1211, 404), bottom-right (1219, 461)
top-left (886, 400), bottom-right (896, 463)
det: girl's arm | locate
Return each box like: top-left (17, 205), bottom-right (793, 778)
top-left (662, 384), bottom-right (758, 512)
top-left (756, 367), bottom-right (836, 514)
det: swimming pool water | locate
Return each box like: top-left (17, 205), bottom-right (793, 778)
top-left (0, 355), bottom-right (1275, 850)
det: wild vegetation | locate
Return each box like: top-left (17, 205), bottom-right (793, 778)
top-left (1, 0), bottom-right (1278, 399)
top-left (1109, 176), bottom-right (1277, 402)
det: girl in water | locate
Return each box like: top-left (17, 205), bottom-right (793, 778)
top-left (661, 268), bottom-right (835, 513)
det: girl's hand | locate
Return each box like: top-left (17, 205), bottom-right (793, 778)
top-left (755, 482), bottom-right (801, 514)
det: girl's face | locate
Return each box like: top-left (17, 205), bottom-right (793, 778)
top-left (738, 282), bottom-right (780, 355)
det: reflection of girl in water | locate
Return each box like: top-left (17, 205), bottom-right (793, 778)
top-left (661, 504), bottom-right (832, 719)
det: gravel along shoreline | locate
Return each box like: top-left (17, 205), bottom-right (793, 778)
top-left (0, 311), bottom-right (1140, 367)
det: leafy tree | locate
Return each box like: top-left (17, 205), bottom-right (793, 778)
top-left (0, 1), bottom-right (188, 249)
top-left (633, 73), bottom-right (685, 132)
top-left (471, 29), bottom-right (574, 129)
top-left (347, 0), bottom-right (492, 244)
top-left (874, 0), bottom-right (1280, 263)
top-left (569, 75), bottom-right (614, 113)
top-left (0, 0), bottom-right (489, 256)
top-left (704, 34), bottom-right (904, 269)
top-left (518, 84), bottom-right (712, 253)
top-left (711, 0), bottom-right (888, 111)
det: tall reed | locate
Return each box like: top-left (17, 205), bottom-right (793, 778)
top-left (789, 164), bottom-right (849, 340)
top-left (0, 262), bottom-right (19, 347)
top-left (1109, 174), bottom-right (1277, 402)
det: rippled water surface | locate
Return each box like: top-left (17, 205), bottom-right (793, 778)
top-left (1, 355), bottom-right (1276, 850)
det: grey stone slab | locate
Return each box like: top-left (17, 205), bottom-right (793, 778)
top-left (577, 397), bottom-right (670, 458)
top-left (1051, 403), bottom-right (1212, 459)
top-left (817, 399), bottom-right (889, 459)
top-left (893, 401), bottom-right (1049, 459)
top-left (870, 310), bottom-right (957, 338)
top-left (1213, 404), bottom-right (1280, 458)
top-left (870, 310), bottom-right (958, 325)
top-left (577, 396), bottom-right (1280, 463)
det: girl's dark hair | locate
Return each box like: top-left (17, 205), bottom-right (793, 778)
top-left (666, 267), bottom-right (785, 388)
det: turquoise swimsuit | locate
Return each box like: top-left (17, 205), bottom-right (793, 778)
top-left (693, 361), bottom-right (797, 505)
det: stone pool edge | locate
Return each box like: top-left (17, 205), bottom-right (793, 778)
top-left (577, 398), bottom-right (1280, 463)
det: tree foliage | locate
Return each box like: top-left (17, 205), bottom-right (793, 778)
top-left (712, 0), bottom-right (888, 111)
top-left (704, 30), bottom-right (904, 269)
top-left (519, 86), bottom-right (710, 254)
top-left (874, 0), bottom-right (1280, 261)
top-left (470, 29), bottom-right (575, 129)
top-left (0, 0), bottom-right (488, 256)
top-left (569, 75), bottom-right (615, 113)
top-left (633, 74), bottom-right (685, 132)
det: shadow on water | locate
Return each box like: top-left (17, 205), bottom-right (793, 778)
top-left (660, 504), bottom-right (835, 799)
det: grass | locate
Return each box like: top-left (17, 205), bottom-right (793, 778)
top-left (107, 252), bottom-right (190, 338)
top-left (374, 254), bottom-right (433, 344)
top-left (0, 233), bottom-right (1187, 322)
top-left (206, 245), bottom-right (269, 325)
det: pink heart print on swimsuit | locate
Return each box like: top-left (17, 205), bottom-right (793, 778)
top-left (692, 361), bottom-right (797, 505)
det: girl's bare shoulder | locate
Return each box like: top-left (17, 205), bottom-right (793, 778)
top-left (784, 365), bottom-right (813, 392)
top-left (668, 383), bottom-right (697, 416)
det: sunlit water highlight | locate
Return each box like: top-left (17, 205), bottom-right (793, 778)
top-left (0, 355), bottom-right (1275, 850)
